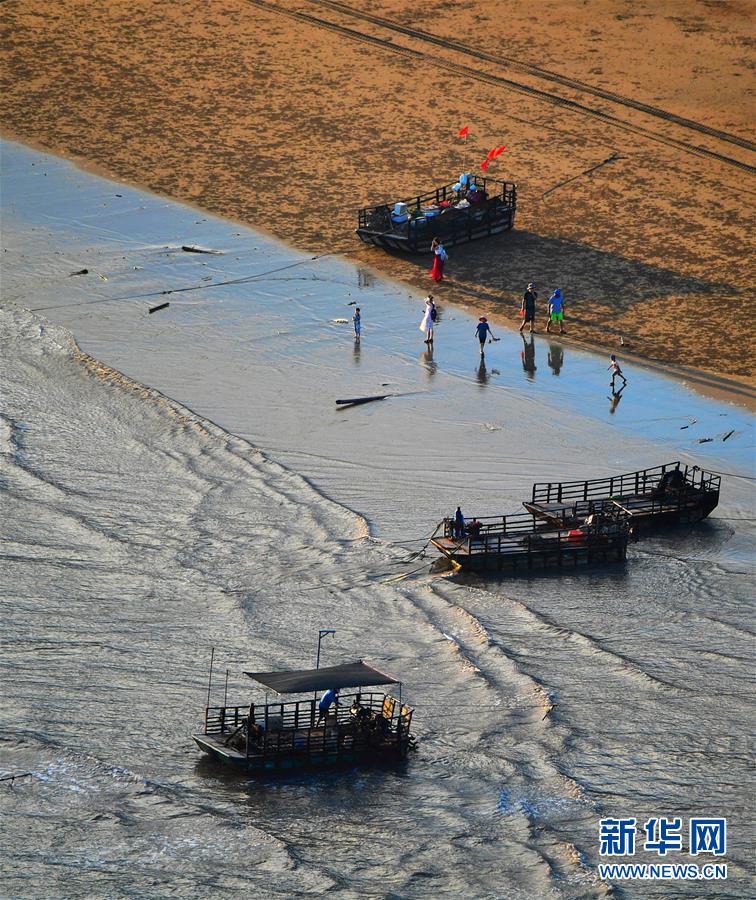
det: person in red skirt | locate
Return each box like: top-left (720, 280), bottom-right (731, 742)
top-left (430, 238), bottom-right (447, 281)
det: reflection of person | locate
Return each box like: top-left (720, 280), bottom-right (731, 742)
top-left (608, 385), bottom-right (625, 415)
top-left (546, 289), bottom-right (565, 334)
top-left (548, 343), bottom-right (564, 375)
top-left (352, 307), bottom-right (361, 338)
top-left (520, 282), bottom-right (537, 333)
top-left (318, 688), bottom-right (340, 722)
top-left (420, 345), bottom-right (437, 379)
top-left (453, 506), bottom-right (465, 537)
top-left (419, 296), bottom-right (436, 344)
top-left (475, 317), bottom-right (495, 355)
top-left (608, 354), bottom-right (627, 389)
top-left (477, 356), bottom-right (489, 385)
top-left (520, 333), bottom-right (537, 378)
top-left (429, 238), bottom-right (446, 282)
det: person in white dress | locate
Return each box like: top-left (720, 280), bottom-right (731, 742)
top-left (419, 295), bottom-right (436, 343)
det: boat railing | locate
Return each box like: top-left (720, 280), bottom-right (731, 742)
top-left (204, 692), bottom-right (413, 751)
top-left (357, 177), bottom-right (516, 228)
top-left (440, 508), bottom-right (629, 557)
top-left (531, 463), bottom-right (720, 504)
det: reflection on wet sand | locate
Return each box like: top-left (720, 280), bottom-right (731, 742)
top-left (608, 384), bottom-right (626, 415)
top-left (520, 333), bottom-right (537, 380)
top-left (420, 346), bottom-right (437, 379)
top-left (548, 343), bottom-right (564, 376)
top-left (476, 357), bottom-right (489, 386)
top-left (353, 336), bottom-right (361, 365)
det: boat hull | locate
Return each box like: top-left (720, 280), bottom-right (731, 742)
top-left (193, 733), bottom-right (410, 771)
top-left (432, 533), bottom-right (629, 573)
top-left (356, 215), bottom-right (514, 254)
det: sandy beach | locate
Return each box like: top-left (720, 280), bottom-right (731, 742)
top-left (2, 0), bottom-right (755, 389)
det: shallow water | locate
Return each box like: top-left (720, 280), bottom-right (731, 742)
top-left (2, 141), bottom-right (754, 898)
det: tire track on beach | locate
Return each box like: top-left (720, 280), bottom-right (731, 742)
top-left (312, 0), bottom-right (756, 154)
top-left (246, 0), bottom-right (756, 174)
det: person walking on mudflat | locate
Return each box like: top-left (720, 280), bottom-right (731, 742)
top-left (420, 295), bottom-right (437, 343)
top-left (353, 307), bottom-right (361, 338)
top-left (546, 289), bottom-right (565, 335)
top-left (475, 317), bottom-right (496, 355)
top-left (608, 354), bottom-right (627, 389)
top-left (519, 282), bottom-right (538, 333)
top-left (429, 238), bottom-right (447, 282)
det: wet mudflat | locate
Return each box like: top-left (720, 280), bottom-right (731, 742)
top-left (2, 142), bottom-right (754, 897)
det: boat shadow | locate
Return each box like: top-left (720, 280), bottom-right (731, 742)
top-left (446, 558), bottom-right (631, 589)
top-left (388, 227), bottom-right (734, 311)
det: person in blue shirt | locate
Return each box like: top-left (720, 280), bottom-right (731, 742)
top-left (318, 688), bottom-right (340, 722)
top-left (475, 317), bottom-right (496, 355)
top-left (546, 289), bottom-right (565, 334)
top-left (453, 506), bottom-right (465, 538)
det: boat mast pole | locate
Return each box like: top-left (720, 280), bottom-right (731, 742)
top-left (315, 629), bottom-right (335, 701)
top-left (223, 668), bottom-right (229, 707)
top-left (205, 647), bottom-right (215, 710)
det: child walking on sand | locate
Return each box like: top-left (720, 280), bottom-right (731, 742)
top-left (353, 307), bottom-right (361, 338)
top-left (546, 289), bottom-right (565, 334)
top-left (608, 354), bottom-right (627, 389)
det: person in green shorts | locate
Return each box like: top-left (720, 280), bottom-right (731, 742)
top-left (546, 288), bottom-right (565, 334)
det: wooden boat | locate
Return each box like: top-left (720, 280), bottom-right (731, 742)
top-left (193, 661), bottom-right (415, 771)
top-left (431, 507), bottom-right (631, 573)
top-left (524, 462), bottom-right (721, 529)
top-left (356, 176), bottom-right (516, 253)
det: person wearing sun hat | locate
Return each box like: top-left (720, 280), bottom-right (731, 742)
top-left (520, 282), bottom-right (538, 333)
top-left (475, 316), bottom-right (496, 355)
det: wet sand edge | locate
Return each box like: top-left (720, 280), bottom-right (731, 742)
top-left (4, 128), bottom-right (751, 412)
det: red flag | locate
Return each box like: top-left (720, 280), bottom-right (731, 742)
top-left (457, 125), bottom-right (469, 137)
top-left (493, 144), bottom-right (507, 157)
top-left (480, 159), bottom-right (489, 171)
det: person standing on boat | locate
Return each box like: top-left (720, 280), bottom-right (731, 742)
top-left (519, 282), bottom-right (538, 333)
top-left (453, 506), bottom-right (465, 538)
top-left (318, 688), bottom-right (340, 723)
top-left (420, 295), bottom-right (436, 343)
top-left (353, 307), bottom-right (361, 338)
top-left (430, 238), bottom-right (447, 282)
top-left (546, 289), bottom-right (565, 334)
top-left (475, 317), bottom-right (496, 355)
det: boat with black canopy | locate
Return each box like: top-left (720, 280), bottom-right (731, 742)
top-left (431, 505), bottom-right (631, 573)
top-left (356, 174), bottom-right (516, 253)
top-left (193, 660), bottom-right (415, 770)
top-left (524, 462), bottom-right (720, 529)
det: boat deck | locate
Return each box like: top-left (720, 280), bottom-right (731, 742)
top-left (525, 493), bottom-right (715, 525)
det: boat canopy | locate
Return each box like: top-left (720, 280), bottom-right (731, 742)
top-left (244, 661), bottom-right (399, 694)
